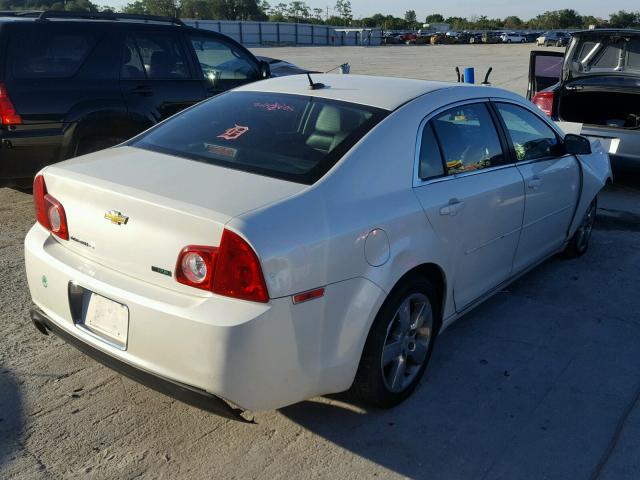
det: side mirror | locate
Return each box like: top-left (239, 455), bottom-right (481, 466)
top-left (564, 133), bottom-right (591, 155)
top-left (259, 60), bottom-right (271, 79)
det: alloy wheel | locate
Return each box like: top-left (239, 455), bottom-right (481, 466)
top-left (575, 201), bottom-right (596, 252)
top-left (381, 293), bottom-right (433, 393)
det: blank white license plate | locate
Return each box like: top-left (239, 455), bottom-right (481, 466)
top-left (81, 292), bottom-right (129, 349)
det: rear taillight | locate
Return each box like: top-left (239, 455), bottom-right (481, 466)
top-left (33, 175), bottom-right (69, 240)
top-left (0, 83), bottom-right (22, 125)
top-left (176, 229), bottom-right (269, 303)
top-left (532, 91), bottom-right (554, 117)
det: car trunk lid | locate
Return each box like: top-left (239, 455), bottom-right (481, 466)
top-left (565, 30), bottom-right (640, 80)
top-left (41, 146), bottom-right (306, 294)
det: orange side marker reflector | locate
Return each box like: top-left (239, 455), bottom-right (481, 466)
top-left (292, 288), bottom-right (325, 305)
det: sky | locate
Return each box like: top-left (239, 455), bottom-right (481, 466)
top-left (107, 0), bottom-right (638, 20)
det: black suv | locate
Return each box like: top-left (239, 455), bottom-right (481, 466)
top-left (0, 11), bottom-right (277, 188)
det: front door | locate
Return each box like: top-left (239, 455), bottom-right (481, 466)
top-left (493, 101), bottom-right (580, 271)
top-left (120, 29), bottom-right (206, 126)
top-left (413, 102), bottom-right (525, 311)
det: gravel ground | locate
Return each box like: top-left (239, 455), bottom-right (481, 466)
top-left (1, 44), bottom-right (639, 480)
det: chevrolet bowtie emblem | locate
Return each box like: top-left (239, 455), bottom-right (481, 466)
top-left (104, 210), bottom-right (129, 226)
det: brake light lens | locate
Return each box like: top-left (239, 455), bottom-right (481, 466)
top-left (176, 229), bottom-right (269, 303)
top-left (33, 175), bottom-right (69, 240)
top-left (0, 83), bottom-right (22, 125)
top-left (532, 91), bottom-right (554, 117)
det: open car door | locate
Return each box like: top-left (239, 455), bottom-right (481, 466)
top-left (527, 50), bottom-right (565, 100)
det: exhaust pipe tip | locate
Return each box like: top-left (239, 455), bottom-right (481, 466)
top-left (30, 308), bottom-right (49, 336)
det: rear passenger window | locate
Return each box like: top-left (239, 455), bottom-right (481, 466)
top-left (495, 103), bottom-right (559, 161)
top-left (9, 28), bottom-right (95, 79)
top-left (431, 104), bottom-right (504, 174)
top-left (123, 33), bottom-right (190, 79)
top-left (418, 123), bottom-right (445, 179)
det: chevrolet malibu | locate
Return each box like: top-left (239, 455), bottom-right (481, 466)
top-left (25, 75), bottom-right (611, 421)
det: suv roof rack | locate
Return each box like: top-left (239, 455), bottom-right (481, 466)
top-left (0, 10), bottom-right (43, 17)
top-left (37, 10), bottom-right (185, 26)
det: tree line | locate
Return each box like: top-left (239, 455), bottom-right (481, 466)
top-left (1, 1), bottom-right (639, 30)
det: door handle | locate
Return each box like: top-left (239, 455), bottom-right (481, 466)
top-left (528, 177), bottom-right (543, 190)
top-left (439, 199), bottom-right (465, 216)
top-left (130, 85), bottom-right (153, 96)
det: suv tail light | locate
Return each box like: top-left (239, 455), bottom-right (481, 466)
top-left (0, 83), bottom-right (22, 125)
top-left (33, 175), bottom-right (69, 240)
top-left (176, 229), bottom-right (269, 303)
top-left (532, 91), bottom-right (554, 117)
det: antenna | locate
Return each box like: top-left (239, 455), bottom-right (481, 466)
top-left (307, 73), bottom-right (325, 90)
top-left (482, 67), bottom-right (493, 86)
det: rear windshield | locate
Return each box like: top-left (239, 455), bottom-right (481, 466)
top-left (132, 91), bottom-right (388, 184)
top-left (8, 26), bottom-right (97, 79)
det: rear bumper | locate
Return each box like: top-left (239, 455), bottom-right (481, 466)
top-left (30, 307), bottom-right (251, 422)
top-left (25, 224), bottom-right (386, 412)
top-left (579, 126), bottom-right (640, 172)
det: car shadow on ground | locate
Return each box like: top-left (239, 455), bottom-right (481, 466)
top-left (0, 367), bottom-right (23, 469)
top-left (280, 239), bottom-right (640, 479)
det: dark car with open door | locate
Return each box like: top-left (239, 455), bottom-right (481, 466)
top-left (528, 29), bottom-right (640, 172)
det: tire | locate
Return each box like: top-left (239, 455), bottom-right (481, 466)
top-left (565, 197), bottom-right (597, 258)
top-left (75, 136), bottom-right (125, 157)
top-left (506, 39), bottom-right (511, 44)
top-left (350, 275), bottom-right (440, 408)
top-left (521, 39), bottom-right (526, 43)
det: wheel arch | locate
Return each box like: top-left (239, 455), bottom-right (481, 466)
top-left (386, 262), bottom-right (447, 330)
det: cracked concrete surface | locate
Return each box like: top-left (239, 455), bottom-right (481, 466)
top-left (1, 44), bottom-right (640, 479)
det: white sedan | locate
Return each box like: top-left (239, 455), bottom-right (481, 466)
top-left (25, 75), bottom-right (611, 421)
top-left (501, 32), bottom-right (527, 43)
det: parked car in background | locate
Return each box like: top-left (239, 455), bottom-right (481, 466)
top-left (536, 31), bottom-right (570, 47)
top-left (27, 74), bottom-right (610, 420)
top-left (482, 32), bottom-right (502, 44)
top-left (525, 32), bottom-right (541, 43)
top-left (529, 29), bottom-right (640, 171)
top-left (382, 33), bottom-right (401, 44)
top-left (402, 32), bottom-right (418, 44)
top-left (501, 32), bottom-right (527, 43)
top-left (0, 11), bottom-right (306, 189)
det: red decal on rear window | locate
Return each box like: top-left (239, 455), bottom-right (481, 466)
top-left (217, 124), bottom-right (249, 140)
top-left (253, 102), bottom-right (295, 112)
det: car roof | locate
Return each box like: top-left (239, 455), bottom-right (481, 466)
top-left (235, 74), bottom-right (495, 111)
top-left (571, 28), bottom-right (640, 36)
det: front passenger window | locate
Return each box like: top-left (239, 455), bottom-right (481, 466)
top-left (495, 103), bottom-right (559, 161)
top-left (431, 104), bottom-right (504, 174)
top-left (188, 35), bottom-right (259, 82)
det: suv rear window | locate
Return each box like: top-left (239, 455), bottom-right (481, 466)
top-left (132, 92), bottom-right (388, 184)
top-left (8, 28), bottom-right (96, 79)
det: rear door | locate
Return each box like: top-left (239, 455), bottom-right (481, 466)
top-left (120, 28), bottom-right (205, 126)
top-left (527, 50), bottom-right (564, 99)
top-left (413, 101), bottom-right (525, 311)
top-left (493, 101), bottom-right (580, 271)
